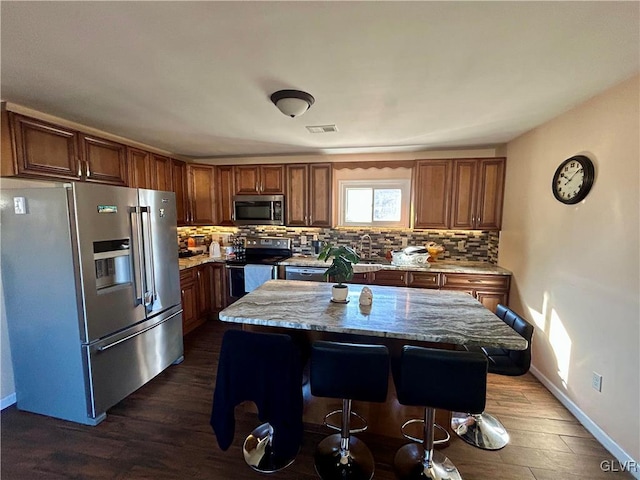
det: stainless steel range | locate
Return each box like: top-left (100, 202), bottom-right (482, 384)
top-left (227, 236), bottom-right (292, 299)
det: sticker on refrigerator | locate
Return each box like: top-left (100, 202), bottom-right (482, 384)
top-left (97, 205), bottom-right (118, 214)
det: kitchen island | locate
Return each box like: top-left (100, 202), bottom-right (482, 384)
top-left (218, 279), bottom-right (525, 349)
top-left (218, 280), bottom-right (526, 441)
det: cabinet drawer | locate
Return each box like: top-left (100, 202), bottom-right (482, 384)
top-left (407, 271), bottom-right (440, 289)
top-left (179, 267), bottom-right (196, 284)
top-left (440, 273), bottom-right (509, 290)
top-left (371, 270), bottom-right (408, 286)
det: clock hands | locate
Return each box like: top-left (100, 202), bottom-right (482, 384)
top-left (564, 167), bottom-right (583, 186)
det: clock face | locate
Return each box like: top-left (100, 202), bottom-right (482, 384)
top-left (552, 155), bottom-right (595, 204)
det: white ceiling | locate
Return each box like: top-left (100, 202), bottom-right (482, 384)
top-left (1, 2), bottom-right (638, 159)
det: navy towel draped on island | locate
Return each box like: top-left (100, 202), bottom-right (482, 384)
top-left (210, 329), bottom-right (304, 461)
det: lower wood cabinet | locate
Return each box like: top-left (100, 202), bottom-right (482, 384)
top-left (439, 273), bottom-right (510, 313)
top-left (179, 263), bottom-right (228, 336)
top-left (345, 269), bottom-right (509, 312)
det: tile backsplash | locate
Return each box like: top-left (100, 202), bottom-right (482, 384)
top-left (178, 226), bottom-right (499, 263)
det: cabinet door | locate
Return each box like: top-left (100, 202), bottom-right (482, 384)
top-left (260, 165), bottom-right (284, 194)
top-left (450, 159), bottom-right (477, 230)
top-left (79, 134), bottom-right (127, 185)
top-left (180, 271), bottom-right (200, 336)
top-left (188, 164), bottom-right (216, 225)
top-left (171, 159), bottom-right (188, 226)
top-left (211, 264), bottom-right (227, 312)
top-left (216, 166), bottom-right (235, 226)
top-left (234, 165), bottom-right (260, 194)
top-left (10, 113), bottom-right (80, 180)
top-left (475, 158), bottom-right (505, 230)
top-left (151, 154), bottom-right (172, 192)
top-left (128, 147), bottom-right (152, 188)
top-left (414, 160), bottom-right (451, 229)
top-left (308, 163), bottom-right (332, 227)
top-left (196, 266), bottom-right (212, 320)
top-left (285, 164), bottom-right (308, 226)
top-left (371, 270), bottom-right (408, 286)
top-left (476, 291), bottom-right (508, 313)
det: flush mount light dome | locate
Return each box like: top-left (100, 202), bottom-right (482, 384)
top-left (270, 89), bottom-right (315, 118)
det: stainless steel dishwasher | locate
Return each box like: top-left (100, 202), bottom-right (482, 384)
top-left (285, 266), bottom-right (327, 282)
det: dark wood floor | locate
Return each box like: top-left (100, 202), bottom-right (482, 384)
top-left (1, 321), bottom-right (632, 480)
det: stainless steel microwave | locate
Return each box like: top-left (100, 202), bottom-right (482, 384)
top-left (233, 195), bottom-right (284, 225)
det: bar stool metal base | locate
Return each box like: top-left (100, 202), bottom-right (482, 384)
top-left (314, 433), bottom-right (375, 480)
top-left (451, 411), bottom-right (510, 450)
top-left (243, 423), bottom-right (296, 473)
top-left (394, 443), bottom-right (462, 480)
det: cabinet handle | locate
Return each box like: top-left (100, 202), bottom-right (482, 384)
top-left (255, 181), bottom-right (259, 192)
top-left (85, 160), bottom-right (91, 178)
top-left (309, 214), bottom-right (312, 225)
top-left (77, 160), bottom-right (82, 177)
top-left (400, 275), bottom-right (404, 281)
top-left (467, 279), bottom-right (483, 283)
top-left (260, 181), bottom-right (264, 192)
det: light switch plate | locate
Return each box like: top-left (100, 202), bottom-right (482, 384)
top-left (13, 197), bottom-right (27, 215)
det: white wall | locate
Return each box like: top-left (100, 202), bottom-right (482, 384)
top-left (500, 75), bottom-right (639, 462)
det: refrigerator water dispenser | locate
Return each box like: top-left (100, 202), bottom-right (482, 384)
top-left (93, 239), bottom-right (131, 291)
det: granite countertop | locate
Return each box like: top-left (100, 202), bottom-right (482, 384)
top-left (219, 279), bottom-right (526, 350)
top-left (179, 253), bottom-right (511, 275)
top-left (178, 255), bottom-right (226, 270)
top-left (280, 256), bottom-right (512, 275)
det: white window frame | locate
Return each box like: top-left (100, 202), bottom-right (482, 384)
top-left (338, 179), bottom-right (411, 227)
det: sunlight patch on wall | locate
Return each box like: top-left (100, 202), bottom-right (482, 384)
top-left (549, 308), bottom-right (572, 388)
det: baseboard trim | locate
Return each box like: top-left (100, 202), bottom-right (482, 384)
top-left (530, 365), bottom-right (639, 479)
top-left (1, 392), bottom-right (16, 410)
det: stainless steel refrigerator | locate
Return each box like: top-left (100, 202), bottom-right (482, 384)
top-left (1, 182), bottom-right (183, 425)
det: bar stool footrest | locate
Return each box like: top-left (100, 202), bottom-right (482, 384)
top-left (401, 418), bottom-right (450, 445)
top-left (324, 409), bottom-right (368, 434)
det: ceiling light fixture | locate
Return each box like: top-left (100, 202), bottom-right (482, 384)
top-left (270, 89), bottom-right (315, 118)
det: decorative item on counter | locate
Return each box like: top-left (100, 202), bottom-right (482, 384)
top-left (391, 246), bottom-right (430, 267)
top-left (209, 238), bottom-right (221, 258)
top-left (359, 286), bottom-right (373, 306)
top-left (318, 243), bottom-right (359, 303)
top-left (426, 242), bottom-right (445, 262)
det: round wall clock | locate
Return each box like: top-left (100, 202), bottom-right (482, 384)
top-left (552, 155), bottom-right (595, 204)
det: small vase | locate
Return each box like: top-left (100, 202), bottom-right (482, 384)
top-left (332, 284), bottom-right (349, 302)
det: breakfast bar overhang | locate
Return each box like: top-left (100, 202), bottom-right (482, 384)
top-left (217, 279), bottom-right (527, 441)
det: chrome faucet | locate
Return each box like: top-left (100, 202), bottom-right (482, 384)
top-left (359, 234), bottom-right (372, 259)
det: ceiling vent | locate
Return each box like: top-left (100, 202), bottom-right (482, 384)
top-left (306, 124), bottom-right (339, 133)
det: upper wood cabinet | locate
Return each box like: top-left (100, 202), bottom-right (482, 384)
top-left (171, 159), bottom-right (188, 226)
top-left (413, 160), bottom-right (452, 229)
top-left (188, 163), bottom-right (216, 225)
top-left (151, 154), bottom-right (173, 192)
top-left (78, 134), bottom-right (128, 186)
top-left (128, 147), bottom-right (152, 188)
top-left (216, 165), bottom-right (235, 226)
top-left (234, 165), bottom-right (284, 195)
top-left (4, 112), bottom-right (80, 180)
top-left (450, 158), bottom-right (505, 230)
top-left (285, 163), bottom-right (332, 227)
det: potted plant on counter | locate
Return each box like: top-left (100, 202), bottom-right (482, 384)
top-left (318, 244), bottom-right (360, 302)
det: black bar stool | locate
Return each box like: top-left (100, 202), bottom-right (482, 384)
top-left (393, 346), bottom-right (488, 480)
top-left (451, 305), bottom-right (534, 450)
top-left (310, 341), bottom-right (390, 480)
top-left (210, 329), bottom-right (303, 473)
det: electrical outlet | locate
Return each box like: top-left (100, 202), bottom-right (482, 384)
top-left (401, 237), bottom-right (408, 247)
top-left (13, 196), bottom-right (27, 215)
top-left (458, 240), bottom-right (466, 250)
top-left (592, 372), bottom-right (603, 392)
top-left (313, 234), bottom-right (318, 241)
top-left (300, 235), bottom-right (307, 246)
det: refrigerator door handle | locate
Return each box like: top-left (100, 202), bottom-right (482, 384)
top-left (97, 310), bottom-right (182, 352)
top-left (129, 206), bottom-right (145, 306)
top-left (141, 206), bottom-right (157, 304)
